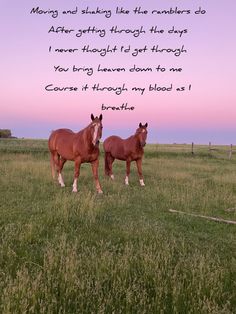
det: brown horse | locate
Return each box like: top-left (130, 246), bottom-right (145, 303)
top-left (48, 114), bottom-right (103, 193)
top-left (103, 123), bottom-right (148, 186)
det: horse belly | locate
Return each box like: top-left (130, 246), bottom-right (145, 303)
top-left (81, 151), bottom-right (99, 163)
top-left (57, 146), bottom-right (74, 160)
top-left (114, 153), bottom-right (126, 161)
top-left (130, 150), bottom-right (143, 161)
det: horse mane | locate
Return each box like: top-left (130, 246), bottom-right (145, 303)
top-left (80, 119), bottom-right (100, 147)
top-left (78, 122), bottom-right (92, 145)
top-left (80, 117), bottom-right (100, 133)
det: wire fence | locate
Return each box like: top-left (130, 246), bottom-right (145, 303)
top-left (154, 143), bottom-right (235, 160)
top-left (0, 139), bottom-right (235, 161)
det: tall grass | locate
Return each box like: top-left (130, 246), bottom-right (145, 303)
top-left (0, 139), bottom-right (235, 313)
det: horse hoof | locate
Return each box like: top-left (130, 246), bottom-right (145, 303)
top-left (72, 189), bottom-right (77, 193)
top-left (110, 175), bottom-right (114, 180)
top-left (97, 190), bottom-right (103, 194)
top-left (125, 177), bottom-right (129, 185)
top-left (139, 179), bottom-right (145, 186)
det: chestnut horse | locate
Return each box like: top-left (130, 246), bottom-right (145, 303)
top-left (103, 123), bottom-right (148, 186)
top-left (48, 114), bottom-right (103, 193)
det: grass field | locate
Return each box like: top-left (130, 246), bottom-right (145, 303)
top-left (0, 139), bottom-right (235, 313)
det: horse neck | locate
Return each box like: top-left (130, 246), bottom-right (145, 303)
top-left (85, 125), bottom-right (95, 147)
top-left (127, 134), bottom-right (142, 150)
top-left (77, 125), bottom-right (94, 148)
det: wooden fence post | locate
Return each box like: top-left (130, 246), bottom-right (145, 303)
top-left (229, 144), bottom-right (232, 160)
top-left (191, 142), bottom-right (194, 155)
top-left (209, 142), bottom-right (211, 155)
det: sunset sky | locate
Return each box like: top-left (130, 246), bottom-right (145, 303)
top-left (1, 0), bottom-right (235, 144)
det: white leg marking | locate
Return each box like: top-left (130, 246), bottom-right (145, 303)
top-left (125, 176), bottom-right (129, 185)
top-left (58, 173), bottom-right (65, 187)
top-left (72, 178), bottom-right (78, 192)
top-left (140, 179), bottom-right (145, 186)
top-left (110, 174), bottom-right (114, 180)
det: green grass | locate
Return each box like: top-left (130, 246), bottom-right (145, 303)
top-left (0, 139), bottom-right (235, 313)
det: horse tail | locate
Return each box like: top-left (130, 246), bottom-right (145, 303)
top-left (48, 130), bottom-right (57, 179)
top-left (50, 153), bottom-right (56, 179)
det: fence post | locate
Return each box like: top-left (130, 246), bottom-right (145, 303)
top-left (191, 142), bottom-right (194, 155)
top-left (209, 142), bottom-right (211, 155)
top-left (229, 144), bottom-right (232, 160)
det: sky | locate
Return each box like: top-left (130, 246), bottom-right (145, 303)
top-left (1, 0), bottom-right (236, 144)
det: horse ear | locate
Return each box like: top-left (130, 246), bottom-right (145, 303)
top-left (99, 114), bottom-right (103, 121)
top-left (139, 122), bottom-right (142, 128)
top-left (91, 114), bottom-right (95, 121)
top-left (145, 123), bottom-right (148, 128)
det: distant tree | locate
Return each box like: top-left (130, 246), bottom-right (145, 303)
top-left (0, 129), bottom-right (12, 138)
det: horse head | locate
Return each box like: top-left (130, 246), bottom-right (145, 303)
top-left (90, 114), bottom-right (103, 146)
top-left (136, 122), bottom-right (148, 147)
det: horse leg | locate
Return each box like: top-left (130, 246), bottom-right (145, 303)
top-left (104, 152), bottom-right (110, 177)
top-left (52, 152), bottom-right (61, 184)
top-left (136, 158), bottom-right (145, 186)
top-left (91, 159), bottom-right (103, 194)
top-left (58, 157), bottom-right (66, 187)
top-left (125, 160), bottom-right (131, 185)
top-left (109, 154), bottom-right (115, 180)
top-left (108, 154), bottom-right (115, 180)
top-left (72, 157), bottom-right (81, 192)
